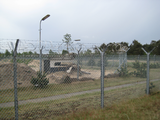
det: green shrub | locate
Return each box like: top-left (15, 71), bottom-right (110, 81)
top-left (31, 71), bottom-right (49, 88)
top-left (87, 59), bottom-right (96, 66)
top-left (64, 75), bottom-right (72, 83)
top-left (133, 60), bottom-right (160, 69)
top-left (131, 60), bottom-right (147, 78)
top-left (145, 82), bottom-right (155, 94)
top-left (11, 59), bottom-right (33, 65)
top-left (117, 65), bottom-right (129, 77)
top-left (97, 60), bottom-right (108, 67)
top-left (132, 60), bottom-right (147, 68)
top-left (132, 60), bottom-right (140, 68)
top-left (150, 63), bottom-right (160, 68)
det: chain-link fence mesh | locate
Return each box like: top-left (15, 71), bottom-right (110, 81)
top-left (0, 39), bottom-right (160, 119)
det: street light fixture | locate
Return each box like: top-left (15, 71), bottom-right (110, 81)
top-left (74, 39), bottom-right (81, 41)
top-left (39, 14), bottom-right (50, 72)
top-left (41, 14), bottom-right (50, 21)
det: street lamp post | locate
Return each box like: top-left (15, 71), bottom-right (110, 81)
top-left (74, 39), bottom-right (81, 80)
top-left (39, 14), bottom-right (50, 72)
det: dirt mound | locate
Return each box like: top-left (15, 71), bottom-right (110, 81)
top-left (104, 73), bottom-right (120, 78)
top-left (46, 71), bottom-right (95, 84)
top-left (46, 68), bottom-right (115, 84)
top-left (0, 63), bottom-right (37, 90)
top-left (47, 71), bottom-right (69, 84)
top-left (28, 60), bottom-right (40, 71)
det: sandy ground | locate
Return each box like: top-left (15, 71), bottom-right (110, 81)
top-left (28, 60), bottom-right (40, 71)
top-left (0, 59), bottom-right (114, 90)
top-left (47, 69), bottom-right (114, 84)
top-left (0, 62), bottom-right (37, 90)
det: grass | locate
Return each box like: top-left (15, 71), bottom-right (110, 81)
top-left (61, 91), bottom-right (160, 120)
top-left (0, 76), bottom-right (148, 103)
top-left (1, 66), bottom-right (160, 103)
top-left (0, 63), bottom-right (160, 104)
top-left (1, 80), bottom-right (160, 119)
top-left (1, 59), bottom-right (160, 119)
top-left (150, 68), bottom-right (160, 79)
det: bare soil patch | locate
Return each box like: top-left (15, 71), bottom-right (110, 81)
top-left (0, 59), bottom-right (114, 90)
top-left (47, 69), bottom-right (114, 84)
top-left (0, 63), bottom-right (37, 90)
top-left (28, 60), bottom-right (40, 71)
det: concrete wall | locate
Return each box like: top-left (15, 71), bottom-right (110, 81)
top-left (42, 59), bottom-right (75, 73)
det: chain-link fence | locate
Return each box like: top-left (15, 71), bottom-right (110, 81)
top-left (0, 39), bottom-right (160, 119)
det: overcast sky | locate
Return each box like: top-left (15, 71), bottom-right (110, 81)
top-left (0, 0), bottom-right (160, 46)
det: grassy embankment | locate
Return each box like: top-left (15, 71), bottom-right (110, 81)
top-left (58, 91), bottom-right (160, 120)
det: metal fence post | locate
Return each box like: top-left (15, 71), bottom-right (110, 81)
top-left (154, 55), bottom-right (156, 64)
top-left (77, 50), bottom-right (80, 80)
top-left (142, 47), bottom-right (156, 95)
top-left (146, 53), bottom-right (150, 94)
top-left (101, 51), bottom-right (105, 108)
top-left (77, 47), bottom-right (82, 81)
top-left (95, 46), bottom-right (107, 108)
top-left (40, 48), bottom-right (42, 73)
top-left (138, 55), bottom-right (140, 62)
top-left (123, 48), bottom-right (130, 69)
top-left (12, 39), bottom-right (19, 120)
top-left (125, 52), bottom-right (127, 67)
top-left (118, 54), bottom-right (121, 69)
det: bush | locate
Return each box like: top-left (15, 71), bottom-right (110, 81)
top-left (145, 82), bottom-right (155, 94)
top-left (11, 59), bottom-right (33, 65)
top-left (87, 59), bottom-right (96, 66)
top-left (31, 71), bottom-right (49, 88)
top-left (150, 63), bottom-right (160, 68)
top-left (132, 60), bottom-right (146, 68)
top-left (97, 60), bottom-right (108, 67)
top-left (131, 60), bottom-right (147, 78)
top-left (132, 60), bottom-right (138, 68)
top-left (117, 65), bottom-right (129, 77)
top-left (64, 75), bottom-right (72, 83)
top-left (133, 60), bottom-right (160, 69)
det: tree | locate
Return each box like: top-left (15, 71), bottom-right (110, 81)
top-left (128, 40), bottom-right (144, 55)
top-left (143, 44), bottom-right (152, 53)
top-left (31, 71), bottom-right (49, 88)
top-left (147, 40), bottom-right (160, 55)
top-left (4, 50), bottom-right (11, 56)
top-left (33, 52), bottom-right (38, 55)
top-left (154, 40), bottom-right (160, 55)
top-left (62, 33), bottom-right (73, 53)
top-left (0, 52), bottom-right (3, 57)
top-left (107, 42), bottom-right (121, 53)
top-left (97, 42), bottom-right (128, 54)
top-left (83, 49), bottom-right (92, 55)
top-left (28, 51), bottom-right (33, 55)
top-left (49, 49), bottom-right (58, 55)
top-left (62, 50), bottom-right (69, 55)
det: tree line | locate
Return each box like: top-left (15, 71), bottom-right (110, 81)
top-left (1, 38), bottom-right (160, 57)
top-left (0, 50), bottom-right (38, 57)
top-left (128, 39), bottom-right (160, 55)
top-left (95, 39), bottom-right (160, 55)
